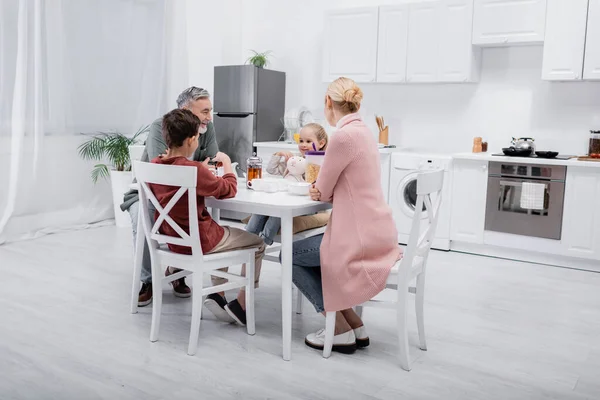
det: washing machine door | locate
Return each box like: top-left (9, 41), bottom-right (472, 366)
top-left (397, 172), bottom-right (427, 219)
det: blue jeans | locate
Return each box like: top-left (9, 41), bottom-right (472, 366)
top-left (245, 214), bottom-right (281, 245)
top-left (280, 234), bottom-right (325, 313)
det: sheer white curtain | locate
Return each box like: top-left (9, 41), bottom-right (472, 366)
top-left (0, 0), bottom-right (176, 244)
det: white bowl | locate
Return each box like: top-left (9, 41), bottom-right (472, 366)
top-left (288, 182), bottom-right (311, 196)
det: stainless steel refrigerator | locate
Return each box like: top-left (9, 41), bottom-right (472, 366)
top-left (213, 65), bottom-right (286, 176)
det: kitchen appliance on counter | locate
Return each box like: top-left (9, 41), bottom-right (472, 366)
top-left (213, 65), bottom-right (286, 176)
top-left (485, 161), bottom-right (567, 240)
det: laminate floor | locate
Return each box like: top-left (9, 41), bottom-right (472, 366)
top-left (0, 226), bottom-right (599, 400)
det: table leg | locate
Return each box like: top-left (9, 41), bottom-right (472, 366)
top-left (211, 207), bottom-right (221, 223)
top-left (280, 213), bottom-right (293, 361)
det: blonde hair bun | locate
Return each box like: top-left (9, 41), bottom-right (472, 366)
top-left (343, 87), bottom-right (363, 106)
top-left (327, 77), bottom-right (363, 113)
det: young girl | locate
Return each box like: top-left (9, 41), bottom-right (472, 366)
top-left (245, 123), bottom-right (328, 245)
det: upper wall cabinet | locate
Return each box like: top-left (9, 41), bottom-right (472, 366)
top-left (584, 0), bottom-right (600, 80)
top-left (377, 5), bottom-right (409, 83)
top-left (323, 1), bottom-right (479, 84)
top-left (542, 0), bottom-right (588, 81)
top-left (406, 1), bottom-right (440, 82)
top-left (438, 0), bottom-right (480, 82)
top-left (405, 0), bottom-right (480, 83)
top-left (322, 7), bottom-right (379, 83)
top-left (472, 0), bottom-right (547, 46)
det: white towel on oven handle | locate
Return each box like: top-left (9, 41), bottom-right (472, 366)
top-left (520, 182), bottom-right (545, 210)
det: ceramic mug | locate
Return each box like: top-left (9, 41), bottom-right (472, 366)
top-left (247, 178), bottom-right (278, 193)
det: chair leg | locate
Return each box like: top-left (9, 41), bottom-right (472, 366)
top-left (130, 214), bottom-right (145, 314)
top-left (323, 312), bottom-right (336, 358)
top-left (415, 274), bottom-right (427, 351)
top-left (295, 286), bottom-right (304, 314)
top-left (188, 273), bottom-right (203, 356)
top-left (246, 255), bottom-right (256, 336)
top-left (355, 305), bottom-right (363, 318)
top-left (149, 264), bottom-right (163, 343)
top-left (397, 282), bottom-right (411, 371)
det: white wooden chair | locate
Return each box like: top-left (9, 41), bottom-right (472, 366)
top-left (263, 226), bottom-right (328, 314)
top-left (128, 145), bottom-right (145, 313)
top-left (322, 169), bottom-right (445, 371)
top-left (135, 161), bottom-right (260, 355)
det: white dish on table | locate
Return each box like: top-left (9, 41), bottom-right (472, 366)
top-left (288, 182), bottom-right (311, 196)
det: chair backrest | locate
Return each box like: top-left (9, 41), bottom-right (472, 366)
top-left (400, 169), bottom-right (445, 280)
top-left (134, 161), bottom-right (204, 261)
top-left (129, 145), bottom-right (146, 180)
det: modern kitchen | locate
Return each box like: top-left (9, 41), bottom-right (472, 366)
top-left (1, 0), bottom-right (600, 399)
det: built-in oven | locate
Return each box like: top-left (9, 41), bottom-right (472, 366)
top-left (485, 162), bottom-right (567, 240)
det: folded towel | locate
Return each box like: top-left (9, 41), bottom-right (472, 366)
top-left (520, 182), bottom-right (546, 210)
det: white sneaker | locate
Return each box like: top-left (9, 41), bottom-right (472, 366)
top-left (305, 328), bottom-right (357, 354)
top-left (354, 326), bottom-right (370, 348)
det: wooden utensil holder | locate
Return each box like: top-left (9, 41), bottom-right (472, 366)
top-left (379, 127), bottom-right (389, 145)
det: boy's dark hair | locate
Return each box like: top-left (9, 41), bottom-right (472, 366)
top-left (162, 108), bottom-right (200, 148)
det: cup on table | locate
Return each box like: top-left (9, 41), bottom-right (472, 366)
top-left (247, 178), bottom-right (279, 193)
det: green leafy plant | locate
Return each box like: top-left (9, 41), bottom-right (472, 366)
top-left (78, 125), bottom-right (149, 183)
top-left (246, 50), bottom-right (272, 68)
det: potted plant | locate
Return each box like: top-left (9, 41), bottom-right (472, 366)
top-left (246, 50), bottom-right (272, 68)
top-left (78, 125), bottom-right (149, 227)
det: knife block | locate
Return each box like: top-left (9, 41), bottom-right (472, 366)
top-left (379, 127), bottom-right (389, 145)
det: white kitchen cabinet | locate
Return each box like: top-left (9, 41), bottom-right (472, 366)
top-left (376, 5), bottom-right (409, 83)
top-left (472, 0), bottom-right (547, 46)
top-left (450, 158), bottom-right (488, 244)
top-left (561, 167), bottom-right (600, 259)
top-left (322, 7), bottom-right (379, 83)
top-left (542, 0), bottom-right (588, 81)
top-left (406, 1), bottom-right (440, 82)
top-left (584, 0), bottom-right (600, 80)
top-left (438, 0), bottom-right (480, 82)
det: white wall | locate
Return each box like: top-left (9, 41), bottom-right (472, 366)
top-left (239, 0), bottom-right (600, 156)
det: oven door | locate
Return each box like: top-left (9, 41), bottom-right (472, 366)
top-left (484, 177), bottom-right (565, 240)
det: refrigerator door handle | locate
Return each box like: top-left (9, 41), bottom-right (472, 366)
top-left (215, 113), bottom-right (253, 118)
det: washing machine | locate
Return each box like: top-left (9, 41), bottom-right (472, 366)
top-left (389, 152), bottom-right (452, 250)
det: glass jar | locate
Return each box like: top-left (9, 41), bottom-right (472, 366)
top-left (246, 154), bottom-right (263, 188)
top-left (304, 151), bottom-right (325, 183)
top-left (589, 130), bottom-right (600, 158)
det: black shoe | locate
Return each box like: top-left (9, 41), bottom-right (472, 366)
top-left (204, 293), bottom-right (234, 323)
top-left (138, 282), bottom-right (153, 307)
top-left (225, 299), bottom-right (247, 326)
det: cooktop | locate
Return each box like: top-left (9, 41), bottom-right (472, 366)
top-left (491, 153), bottom-right (574, 160)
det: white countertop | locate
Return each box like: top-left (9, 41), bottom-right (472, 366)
top-left (453, 152), bottom-right (600, 169)
top-left (254, 141), bottom-right (400, 154)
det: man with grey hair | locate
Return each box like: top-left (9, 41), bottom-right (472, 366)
top-left (121, 86), bottom-right (219, 309)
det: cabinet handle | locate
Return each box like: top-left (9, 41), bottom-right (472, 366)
top-left (482, 164), bottom-right (488, 170)
top-left (503, 38), bottom-right (509, 43)
top-left (575, 74), bottom-right (580, 79)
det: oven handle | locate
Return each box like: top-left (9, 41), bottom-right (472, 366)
top-left (499, 180), bottom-right (548, 188)
top-left (490, 175), bottom-right (565, 183)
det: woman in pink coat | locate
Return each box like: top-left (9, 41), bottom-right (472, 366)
top-left (289, 77), bottom-right (402, 354)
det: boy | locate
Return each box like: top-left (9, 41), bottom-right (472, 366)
top-left (150, 108), bottom-right (265, 325)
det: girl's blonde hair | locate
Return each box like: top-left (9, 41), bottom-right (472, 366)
top-left (326, 77), bottom-right (363, 114)
top-left (302, 122), bottom-right (328, 150)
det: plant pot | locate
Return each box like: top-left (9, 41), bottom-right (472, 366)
top-left (110, 170), bottom-right (133, 228)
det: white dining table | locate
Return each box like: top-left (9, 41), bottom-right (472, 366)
top-left (206, 184), bottom-right (331, 361)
